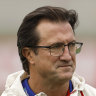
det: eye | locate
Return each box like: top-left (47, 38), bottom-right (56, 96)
top-left (69, 42), bottom-right (76, 47)
top-left (50, 43), bottom-right (63, 49)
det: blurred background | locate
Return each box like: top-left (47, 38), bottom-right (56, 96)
top-left (0, 0), bottom-right (96, 95)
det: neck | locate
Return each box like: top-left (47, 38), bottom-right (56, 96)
top-left (28, 75), bottom-right (69, 96)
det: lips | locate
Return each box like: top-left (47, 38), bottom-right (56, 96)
top-left (56, 61), bottom-right (73, 69)
top-left (57, 64), bottom-right (72, 68)
top-left (56, 61), bottom-right (73, 68)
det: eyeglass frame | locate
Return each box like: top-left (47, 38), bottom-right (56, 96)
top-left (27, 41), bottom-right (83, 56)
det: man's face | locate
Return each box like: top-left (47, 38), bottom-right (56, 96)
top-left (32, 20), bottom-right (76, 82)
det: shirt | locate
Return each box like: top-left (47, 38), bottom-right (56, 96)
top-left (22, 78), bottom-right (73, 96)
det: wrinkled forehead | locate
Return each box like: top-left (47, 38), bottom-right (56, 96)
top-left (36, 20), bottom-right (75, 44)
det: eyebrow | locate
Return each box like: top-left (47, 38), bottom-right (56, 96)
top-left (49, 40), bottom-right (76, 45)
top-left (70, 40), bottom-right (76, 43)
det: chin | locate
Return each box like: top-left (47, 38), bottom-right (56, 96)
top-left (58, 71), bottom-right (74, 81)
top-left (58, 65), bottom-right (75, 81)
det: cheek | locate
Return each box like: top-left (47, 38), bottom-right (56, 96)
top-left (72, 54), bottom-right (76, 69)
top-left (35, 50), bottom-right (58, 70)
top-left (73, 54), bottom-right (76, 62)
top-left (38, 49), bottom-right (58, 63)
top-left (35, 54), bottom-right (58, 78)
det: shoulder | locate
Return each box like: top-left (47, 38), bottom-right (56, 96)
top-left (1, 70), bottom-right (28, 96)
top-left (83, 84), bottom-right (96, 95)
top-left (72, 73), bottom-right (96, 95)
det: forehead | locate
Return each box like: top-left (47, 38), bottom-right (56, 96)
top-left (36, 20), bottom-right (75, 45)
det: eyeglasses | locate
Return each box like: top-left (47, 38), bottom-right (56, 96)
top-left (28, 42), bottom-right (83, 56)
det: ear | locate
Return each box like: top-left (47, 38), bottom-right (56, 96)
top-left (22, 47), bottom-right (35, 65)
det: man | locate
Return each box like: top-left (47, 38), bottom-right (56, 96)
top-left (2, 6), bottom-right (96, 96)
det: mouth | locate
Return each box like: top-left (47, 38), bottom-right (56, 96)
top-left (56, 64), bottom-right (72, 69)
top-left (58, 65), bottom-right (72, 67)
top-left (55, 61), bottom-right (73, 69)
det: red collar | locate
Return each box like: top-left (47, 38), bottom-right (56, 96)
top-left (66, 89), bottom-right (70, 96)
top-left (66, 89), bottom-right (84, 96)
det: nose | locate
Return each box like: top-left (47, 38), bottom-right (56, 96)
top-left (59, 46), bottom-right (72, 61)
